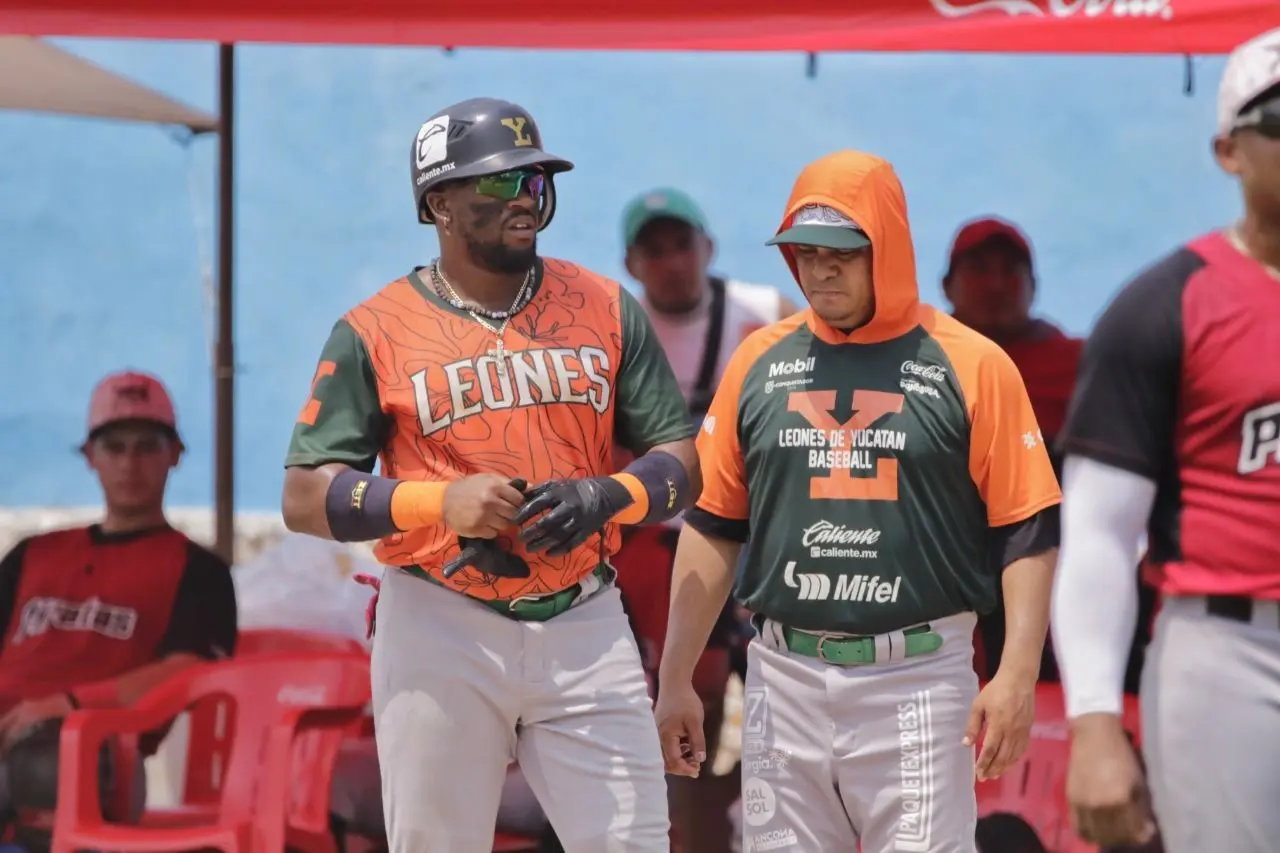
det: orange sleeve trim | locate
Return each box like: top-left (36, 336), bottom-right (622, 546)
top-left (988, 493), bottom-right (1062, 529)
top-left (610, 473), bottom-right (650, 524)
top-left (390, 481), bottom-right (447, 530)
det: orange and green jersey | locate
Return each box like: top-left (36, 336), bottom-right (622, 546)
top-left (285, 259), bottom-right (693, 602)
top-left (688, 152), bottom-right (1061, 635)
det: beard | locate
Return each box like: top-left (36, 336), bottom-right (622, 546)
top-left (465, 232), bottom-right (537, 275)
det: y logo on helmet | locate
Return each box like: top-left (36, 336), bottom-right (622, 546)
top-left (415, 116), bottom-right (450, 170)
top-left (501, 117), bottom-right (534, 147)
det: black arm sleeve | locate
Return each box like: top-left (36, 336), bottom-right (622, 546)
top-left (1057, 248), bottom-right (1199, 479)
top-left (0, 539), bottom-right (28, 643)
top-left (990, 504), bottom-right (1060, 569)
top-left (157, 543), bottom-right (238, 660)
top-left (684, 507), bottom-right (750, 543)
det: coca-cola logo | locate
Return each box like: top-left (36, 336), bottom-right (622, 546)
top-left (929, 0), bottom-right (1173, 20)
top-left (801, 520), bottom-right (882, 548)
top-left (901, 361), bottom-right (948, 382)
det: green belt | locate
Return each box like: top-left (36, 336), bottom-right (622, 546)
top-left (410, 563), bottom-right (614, 623)
top-left (781, 623), bottom-right (943, 666)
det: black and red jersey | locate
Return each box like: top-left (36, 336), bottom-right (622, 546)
top-left (0, 524), bottom-right (237, 708)
top-left (1060, 231), bottom-right (1280, 598)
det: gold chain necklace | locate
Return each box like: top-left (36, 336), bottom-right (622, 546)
top-left (431, 261), bottom-right (534, 376)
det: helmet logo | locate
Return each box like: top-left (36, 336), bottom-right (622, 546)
top-left (415, 115), bottom-right (451, 170)
top-left (500, 117), bottom-right (534, 147)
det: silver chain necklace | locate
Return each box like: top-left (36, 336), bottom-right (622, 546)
top-left (430, 259), bottom-right (535, 376)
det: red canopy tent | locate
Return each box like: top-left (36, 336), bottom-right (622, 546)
top-left (0, 0), bottom-right (1273, 53)
top-left (2, 0), bottom-right (1274, 559)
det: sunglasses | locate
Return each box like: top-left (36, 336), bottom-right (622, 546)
top-left (475, 169), bottom-right (546, 201)
top-left (1232, 97), bottom-right (1280, 139)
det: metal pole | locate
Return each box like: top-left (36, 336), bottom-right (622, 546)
top-left (214, 43), bottom-right (236, 563)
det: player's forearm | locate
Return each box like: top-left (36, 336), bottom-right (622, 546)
top-left (997, 548), bottom-right (1057, 682)
top-left (610, 438), bottom-right (702, 525)
top-left (660, 525), bottom-right (739, 685)
top-left (72, 653), bottom-right (201, 709)
top-left (282, 464), bottom-right (446, 542)
top-left (1052, 456), bottom-right (1154, 720)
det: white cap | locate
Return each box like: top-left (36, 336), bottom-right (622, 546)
top-left (1218, 27), bottom-right (1280, 136)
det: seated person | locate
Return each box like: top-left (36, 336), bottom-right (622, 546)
top-left (0, 372), bottom-right (237, 848)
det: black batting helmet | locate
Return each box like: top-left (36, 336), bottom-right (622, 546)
top-left (410, 97), bottom-right (574, 231)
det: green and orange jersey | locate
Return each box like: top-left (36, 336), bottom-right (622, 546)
top-left (285, 258), bottom-right (694, 602)
top-left (688, 152), bottom-right (1061, 635)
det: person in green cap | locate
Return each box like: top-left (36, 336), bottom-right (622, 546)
top-left (613, 187), bottom-right (797, 853)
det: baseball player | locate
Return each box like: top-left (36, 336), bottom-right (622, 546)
top-left (1052, 27), bottom-right (1280, 853)
top-left (0, 371), bottom-right (237, 847)
top-left (281, 97), bottom-right (699, 853)
top-left (614, 187), bottom-right (798, 852)
top-left (654, 150), bottom-right (1062, 853)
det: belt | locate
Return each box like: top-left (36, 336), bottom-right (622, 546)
top-left (410, 562), bottom-right (614, 623)
top-left (780, 623), bottom-right (943, 666)
top-left (1205, 595), bottom-right (1280, 628)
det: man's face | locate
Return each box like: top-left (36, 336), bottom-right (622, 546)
top-left (84, 423), bottom-right (179, 514)
top-left (945, 241), bottom-right (1034, 338)
top-left (1215, 101), bottom-right (1280, 217)
top-left (625, 218), bottom-right (713, 313)
top-left (432, 168), bottom-right (545, 274)
top-left (791, 245), bottom-right (875, 330)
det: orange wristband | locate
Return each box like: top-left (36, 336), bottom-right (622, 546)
top-left (610, 473), bottom-right (650, 525)
top-left (390, 481), bottom-right (447, 530)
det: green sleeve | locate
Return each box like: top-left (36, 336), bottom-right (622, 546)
top-left (284, 319), bottom-right (389, 472)
top-left (614, 287), bottom-right (696, 454)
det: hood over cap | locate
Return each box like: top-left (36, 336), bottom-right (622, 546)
top-left (771, 150), bottom-right (920, 344)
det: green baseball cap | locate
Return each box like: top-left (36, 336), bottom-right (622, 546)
top-left (767, 203), bottom-right (871, 250)
top-left (621, 188), bottom-right (710, 247)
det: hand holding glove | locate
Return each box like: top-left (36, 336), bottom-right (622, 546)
top-left (515, 477), bottom-right (634, 556)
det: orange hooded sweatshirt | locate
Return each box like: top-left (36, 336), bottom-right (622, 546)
top-left (773, 150), bottom-right (926, 345)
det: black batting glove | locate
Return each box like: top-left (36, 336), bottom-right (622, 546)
top-left (515, 477), bottom-right (634, 556)
top-left (441, 536), bottom-right (532, 579)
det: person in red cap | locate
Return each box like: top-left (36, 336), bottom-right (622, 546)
top-left (0, 371), bottom-right (237, 847)
top-left (943, 217), bottom-right (1083, 451)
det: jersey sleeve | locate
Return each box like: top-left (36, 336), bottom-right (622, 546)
top-left (285, 318), bottom-right (391, 472)
top-left (969, 346), bottom-right (1063, 527)
top-left (0, 539), bottom-right (28, 644)
top-left (690, 338), bottom-right (754, 525)
top-left (614, 286), bottom-right (696, 454)
top-left (1057, 251), bottom-right (1193, 480)
top-left (157, 542), bottom-right (238, 660)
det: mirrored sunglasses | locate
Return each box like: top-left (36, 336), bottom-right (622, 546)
top-left (475, 169), bottom-right (545, 201)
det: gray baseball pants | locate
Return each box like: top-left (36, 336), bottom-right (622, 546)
top-left (740, 613), bottom-right (979, 853)
top-left (1141, 595), bottom-right (1280, 853)
top-left (370, 567), bottom-right (669, 853)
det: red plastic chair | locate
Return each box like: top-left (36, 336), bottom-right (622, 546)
top-left (167, 629), bottom-right (372, 815)
top-left (52, 652), bottom-right (371, 853)
top-left (975, 683), bottom-right (1142, 853)
top-left (237, 628), bottom-right (541, 853)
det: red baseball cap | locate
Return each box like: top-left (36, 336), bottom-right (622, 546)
top-left (86, 371), bottom-right (179, 441)
top-left (946, 216), bottom-right (1034, 272)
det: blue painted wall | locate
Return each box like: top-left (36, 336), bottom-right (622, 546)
top-left (0, 40), bottom-right (1236, 509)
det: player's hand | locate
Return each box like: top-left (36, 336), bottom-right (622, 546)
top-left (0, 693), bottom-right (74, 752)
top-left (515, 477), bottom-right (632, 556)
top-left (1066, 713), bottom-right (1157, 847)
top-left (964, 670), bottom-right (1035, 781)
top-left (654, 681), bottom-right (706, 778)
top-left (442, 475), bottom-right (527, 538)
